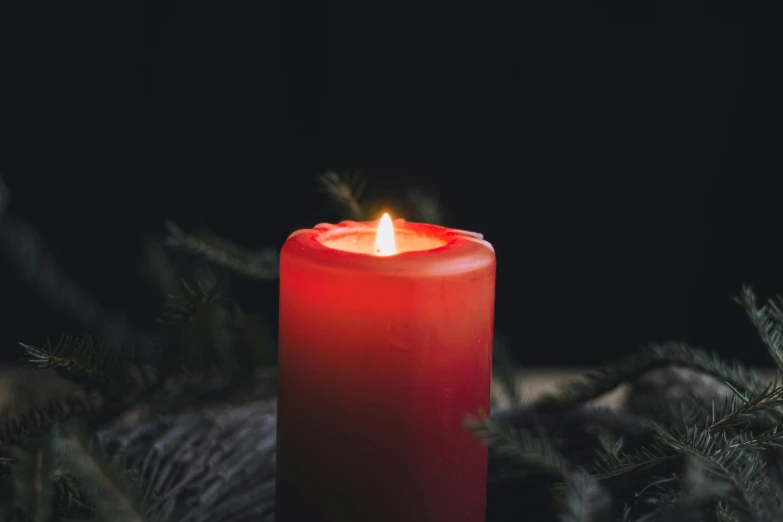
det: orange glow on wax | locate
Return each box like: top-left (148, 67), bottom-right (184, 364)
top-left (316, 217), bottom-right (452, 255)
top-left (374, 213), bottom-right (397, 256)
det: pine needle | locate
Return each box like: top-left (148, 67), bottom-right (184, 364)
top-left (593, 442), bottom-right (678, 482)
top-left (138, 236), bottom-right (183, 303)
top-left (738, 286), bottom-right (783, 373)
top-left (655, 456), bottom-right (736, 522)
top-left (20, 335), bottom-right (130, 397)
top-left (405, 187), bottom-right (445, 225)
top-left (557, 472), bottom-right (613, 522)
top-left (705, 381), bottom-right (783, 433)
top-left (465, 412), bottom-right (571, 480)
top-left (56, 423), bottom-right (154, 522)
top-left (155, 279), bottom-right (242, 378)
top-left (316, 171), bottom-right (367, 221)
top-left (536, 342), bottom-right (765, 408)
top-left (52, 465), bottom-right (94, 518)
top-left (163, 220), bottom-right (278, 280)
top-left (655, 427), bottom-right (776, 521)
top-left (7, 439), bottom-right (56, 522)
top-left (138, 370), bottom-right (278, 416)
top-left (1, 392), bottom-right (100, 446)
top-left (0, 215), bottom-right (107, 332)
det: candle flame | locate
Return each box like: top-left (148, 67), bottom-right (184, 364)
top-left (374, 213), bottom-right (397, 256)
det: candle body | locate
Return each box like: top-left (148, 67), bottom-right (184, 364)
top-left (277, 221), bottom-right (495, 522)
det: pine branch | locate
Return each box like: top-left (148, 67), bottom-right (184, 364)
top-left (85, 369), bottom-right (277, 432)
top-left (317, 171), bottom-right (367, 221)
top-left (593, 443), bottom-right (678, 482)
top-left (96, 399), bottom-right (277, 522)
top-left (557, 472), bottom-right (613, 522)
top-left (536, 342), bottom-right (765, 408)
top-left (135, 369), bottom-right (277, 418)
top-left (738, 286), bottom-right (783, 373)
top-left (20, 335), bottom-right (133, 397)
top-left (156, 279), bottom-right (220, 365)
top-left (405, 187), bottom-right (445, 225)
top-left (465, 413), bottom-right (572, 481)
top-left (0, 215), bottom-right (107, 333)
top-left (155, 279), bottom-right (242, 378)
top-left (705, 381), bottom-right (783, 434)
top-left (0, 206), bottom-right (160, 368)
top-left (6, 439), bottom-right (56, 522)
top-left (655, 427), bottom-right (776, 521)
top-left (653, 457), bottom-right (736, 522)
top-left (52, 465), bottom-right (95, 519)
top-left (138, 236), bottom-right (185, 305)
top-left (1, 392), bottom-right (101, 447)
top-left (628, 391), bottom-right (711, 434)
top-left (164, 220), bottom-right (278, 280)
top-left (56, 423), bottom-right (155, 522)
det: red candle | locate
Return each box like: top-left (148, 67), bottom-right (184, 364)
top-left (276, 214), bottom-right (496, 522)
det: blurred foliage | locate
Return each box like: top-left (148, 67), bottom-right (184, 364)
top-left (0, 172), bottom-right (444, 521)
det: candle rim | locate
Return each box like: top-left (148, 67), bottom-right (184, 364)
top-left (283, 219), bottom-right (495, 276)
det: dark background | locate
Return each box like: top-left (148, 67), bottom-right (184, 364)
top-left (0, 2), bottom-right (778, 367)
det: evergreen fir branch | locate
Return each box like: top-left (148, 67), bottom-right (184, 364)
top-left (156, 279), bottom-right (221, 363)
top-left (727, 426), bottom-right (783, 451)
top-left (20, 335), bottom-right (131, 397)
top-left (163, 220), bottom-right (278, 280)
top-left (405, 187), bottom-right (445, 225)
top-left (0, 215), bottom-right (107, 333)
top-left (95, 399), bottom-right (277, 522)
top-left (593, 442), bottom-right (678, 482)
top-left (52, 466), bottom-right (94, 519)
top-left (655, 427), bottom-right (775, 521)
top-left (705, 381), bottom-right (783, 434)
top-left (465, 413), bottom-right (572, 481)
top-left (628, 391), bottom-right (711, 434)
top-left (317, 171), bottom-right (367, 221)
top-left (596, 392), bottom-right (780, 515)
top-left (536, 342), bottom-right (764, 408)
top-left (655, 457), bottom-right (737, 522)
top-left (156, 279), bottom-right (222, 330)
top-left (155, 279), bottom-right (243, 378)
top-left (557, 471), bottom-right (613, 522)
top-left (87, 369), bottom-right (277, 430)
top-left (156, 280), bottom-right (275, 378)
top-left (55, 423), bottom-right (155, 522)
top-left (6, 439), bottom-right (56, 522)
top-left (738, 286), bottom-right (783, 373)
top-left (595, 426), bottom-right (625, 462)
top-left (138, 237), bottom-right (184, 305)
top-left (231, 309), bottom-right (276, 367)
top-left (0, 392), bottom-right (101, 447)
top-left (136, 369), bottom-right (278, 417)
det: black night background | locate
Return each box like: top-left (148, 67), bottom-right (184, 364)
top-left (0, 2), bottom-right (777, 368)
